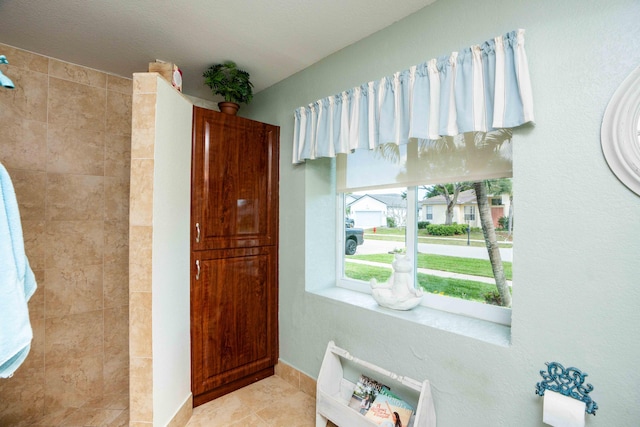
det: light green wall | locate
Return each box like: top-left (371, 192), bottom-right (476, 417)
top-left (245, 0), bottom-right (640, 425)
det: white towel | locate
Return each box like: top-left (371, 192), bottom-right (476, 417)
top-left (0, 162), bottom-right (37, 378)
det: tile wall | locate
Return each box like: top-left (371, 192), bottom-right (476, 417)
top-left (0, 43), bottom-right (131, 425)
top-left (129, 72), bottom-right (157, 426)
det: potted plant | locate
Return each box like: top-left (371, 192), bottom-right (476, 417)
top-left (203, 61), bottom-right (254, 115)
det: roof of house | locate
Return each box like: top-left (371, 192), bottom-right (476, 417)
top-left (421, 188), bottom-right (477, 205)
top-left (347, 193), bottom-right (407, 208)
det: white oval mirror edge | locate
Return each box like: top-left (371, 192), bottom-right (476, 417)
top-left (601, 65), bottom-right (640, 196)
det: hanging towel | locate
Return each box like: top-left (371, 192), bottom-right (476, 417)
top-left (0, 162), bottom-right (37, 378)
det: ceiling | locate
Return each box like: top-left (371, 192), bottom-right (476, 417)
top-left (0, 0), bottom-right (437, 101)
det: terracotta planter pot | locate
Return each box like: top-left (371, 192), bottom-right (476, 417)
top-left (218, 102), bottom-right (239, 115)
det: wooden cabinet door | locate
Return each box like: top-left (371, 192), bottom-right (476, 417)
top-left (191, 107), bottom-right (279, 250)
top-left (191, 247), bottom-right (278, 405)
top-left (190, 107), bottom-right (279, 406)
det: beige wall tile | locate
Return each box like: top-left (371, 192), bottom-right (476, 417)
top-left (300, 372), bottom-right (317, 399)
top-left (105, 177), bottom-right (130, 221)
top-left (129, 226), bottom-right (152, 292)
top-left (107, 90), bottom-right (132, 136)
top-left (46, 220), bottom-right (104, 269)
top-left (104, 306), bottom-right (130, 396)
top-left (0, 43), bottom-right (49, 73)
top-left (45, 310), bottom-right (103, 363)
top-left (0, 43), bottom-right (132, 423)
top-left (0, 360), bottom-right (45, 426)
top-left (105, 305), bottom-right (129, 359)
top-left (105, 134), bottom-right (132, 179)
top-left (45, 354), bottom-right (104, 412)
top-left (0, 313), bottom-right (46, 426)
top-left (129, 292), bottom-right (152, 358)
top-left (275, 361), bottom-right (300, 389)
top-left (28, 316), bottom-right (46, 366)
top-left (84, 392), bottom-right (130, 411)
top-left (46, 173), bottom-right (104, 221)
top-left (133, 73), bottom-right (157, 94)
top-left (47, 124), bottom-right (105, 175)
top-left (22, 219), bottom-right (45, 271)
top-left (9, 169), bottom-right (46, 220)
top-left (49, 58), bottom-right (107, 88)
top-left (0, 118), bottom-right (47, 171)
top-left (129, 159), bottom-right (154, 225)
top-left (31, 408), bottom-right (78, 426)
top-left (131, 93), bottom-right (156, 159)
top-left (44, 265), bottom-right (104, 317)
top-left (28, 270), bottom-right (45, 319)
top-left (104, 219), bottom-right (129, 264)
top-left (104, 262), bottom-right (129, 309)
top-left (130, 125), bottom-right (156, 162)
top-left (104, 353), bottom-right (130, 396)
top-left (0, 68), bottom-right (48, 122)
top-left (110, 410), bottom-right (129, 427)
top-left (130, 357), bottom-right (153, 422)
top-left (108, 74), bottom-right (133, 95)
top-left (48, 77), bottom-right (106, 131)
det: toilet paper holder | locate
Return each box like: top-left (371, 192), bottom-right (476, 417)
top-left (535, 362), bottom-right (598, 415)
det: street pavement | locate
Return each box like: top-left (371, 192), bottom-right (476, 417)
top-left (356, 234), bottom-right (513, 262)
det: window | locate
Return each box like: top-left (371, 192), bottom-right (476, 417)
top-left (337, 132), bottom-right (513, 325)
top-left (464, 205), bottom-right (476, 221)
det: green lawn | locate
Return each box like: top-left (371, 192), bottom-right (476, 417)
top-left (345, 227), bottom-right (512, 304)
top-left (345, 263), bottom-right (499, 303)
top-left (349, 253), bottom-right (512, 280)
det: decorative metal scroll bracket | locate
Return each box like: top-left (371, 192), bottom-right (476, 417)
top-left (535, 362), bottom-right (598, 415)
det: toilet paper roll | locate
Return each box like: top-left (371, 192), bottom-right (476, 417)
top-left (543, 390), bottom-right (586, 427)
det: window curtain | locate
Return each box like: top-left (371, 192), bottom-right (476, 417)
top-left (292, 29), bottom-right (534, 164)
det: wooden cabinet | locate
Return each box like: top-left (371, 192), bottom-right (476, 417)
top-left (190, 107), bottom-right (279, 406)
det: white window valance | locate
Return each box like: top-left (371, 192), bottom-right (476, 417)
top-left (292, 29), bottom-right (534, 164)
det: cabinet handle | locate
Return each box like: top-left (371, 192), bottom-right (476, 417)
top-left (195, 259), bottom-right (200, 280)
top-left (195, 222), bottom-right (200, 243)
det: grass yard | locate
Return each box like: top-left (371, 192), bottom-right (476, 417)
top-left (349, 253), bottom-right (512, 280)
top-left (345, 263), bottom-right (499, 303)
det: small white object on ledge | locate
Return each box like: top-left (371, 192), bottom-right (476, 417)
top-left (370, 253), bottom-right (423, 310)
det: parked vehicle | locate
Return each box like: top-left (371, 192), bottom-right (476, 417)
top-left (345, 227), bottom-right (364, 255)
top-left (345, 217), bottom-right (355, 228)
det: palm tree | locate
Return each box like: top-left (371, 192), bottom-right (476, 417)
top-left (473, 180), bottom-right (512, 307)
top-left (470, 130), bottom-right (513, 307)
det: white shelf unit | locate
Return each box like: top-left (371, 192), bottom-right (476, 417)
top-left (316, 341), bottom-right (437, 427)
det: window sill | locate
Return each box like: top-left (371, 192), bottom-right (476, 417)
top-left (309, 287), bottom-right (511, 347)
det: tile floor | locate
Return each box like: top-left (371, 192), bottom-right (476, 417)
top-left (23, 375), bottom-right (329, 426)
top-left (186, 375), bottom-right (318, 427)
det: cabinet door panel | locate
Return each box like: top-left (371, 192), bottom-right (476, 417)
top-left (192, 107), bottom-right (278, 250)
top-left (191, 247), bottom-right (278, 399)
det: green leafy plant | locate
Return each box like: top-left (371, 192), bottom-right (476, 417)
top-left (203, 61), bottom-right (254, 104)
